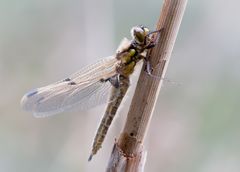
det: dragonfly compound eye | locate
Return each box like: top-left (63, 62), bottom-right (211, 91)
top-left (143, 27), bottom-right (150, 35)
top-left (131, 26), bottom-right (145, 44)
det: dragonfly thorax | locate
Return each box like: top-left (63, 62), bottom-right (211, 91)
top-left (115, 25), bottom-right (157, 77)
top-left (116, 48), bottom-right (144, 77)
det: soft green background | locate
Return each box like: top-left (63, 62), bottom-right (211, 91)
top-left (0, 0), bottom-right (239, 171)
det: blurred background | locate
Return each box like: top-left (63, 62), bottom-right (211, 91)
top-left (0, 0), bottom-right (239, 171)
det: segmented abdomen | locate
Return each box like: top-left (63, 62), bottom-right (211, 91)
top-left (89, 75), bottom-right (129, 160)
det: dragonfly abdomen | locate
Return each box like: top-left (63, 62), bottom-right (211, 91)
top-left (89, 75), bottom-right (129, 161)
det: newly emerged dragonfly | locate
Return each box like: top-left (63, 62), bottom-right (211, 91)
top-left (21, 25), bottom-right (163, 161)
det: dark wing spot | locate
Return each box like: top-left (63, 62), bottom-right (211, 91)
top-left (26, 89), bottom-right (38, 98)
top-left (63, 78), bottom-right (71, 82)
top-left (100, 78), bottom-right (107, 83)
top-left (68, 81), bottom-right (76, 85)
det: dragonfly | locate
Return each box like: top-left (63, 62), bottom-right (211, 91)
top-left (21, 25), bottom-right (163, 161)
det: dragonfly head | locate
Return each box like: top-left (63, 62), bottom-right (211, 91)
top-left (131, 25), bottom-right (150, 44)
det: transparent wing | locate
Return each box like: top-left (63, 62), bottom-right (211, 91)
top-left (116, 37), bottom-right (131, 53)
top-left (21, 56), bottom-right (118, 117)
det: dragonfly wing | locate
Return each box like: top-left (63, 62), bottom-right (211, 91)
top-left (21, 56), bottom-right (118, 117)
top-left (116, 37), bottom-right (131, 53)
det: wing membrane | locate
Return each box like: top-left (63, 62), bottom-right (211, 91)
top-left (21, 56), bottom-right (118, 117)
top-left (116, 37), bottom-right (131, 53)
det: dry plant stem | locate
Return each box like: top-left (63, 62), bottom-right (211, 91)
top-left (106, 0), bottom-right (188, 171)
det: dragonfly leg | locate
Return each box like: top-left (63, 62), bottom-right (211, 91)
top-left (108, 75), bottom-right (120, 88)
top-left (143, 58), bottom-right (167, 80)
top-left (144, 58), bottom-right (153, 75)
top-left (100, 75), bottom-right (120, 88)
top-left (142, 28), bottom-right (164, 74)
top-left (145, 28), bottom-right (164, 49)
top-left (143, 58), bottom-right (164, 79)
top-left (143, 58), bottom-right (180, 85)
